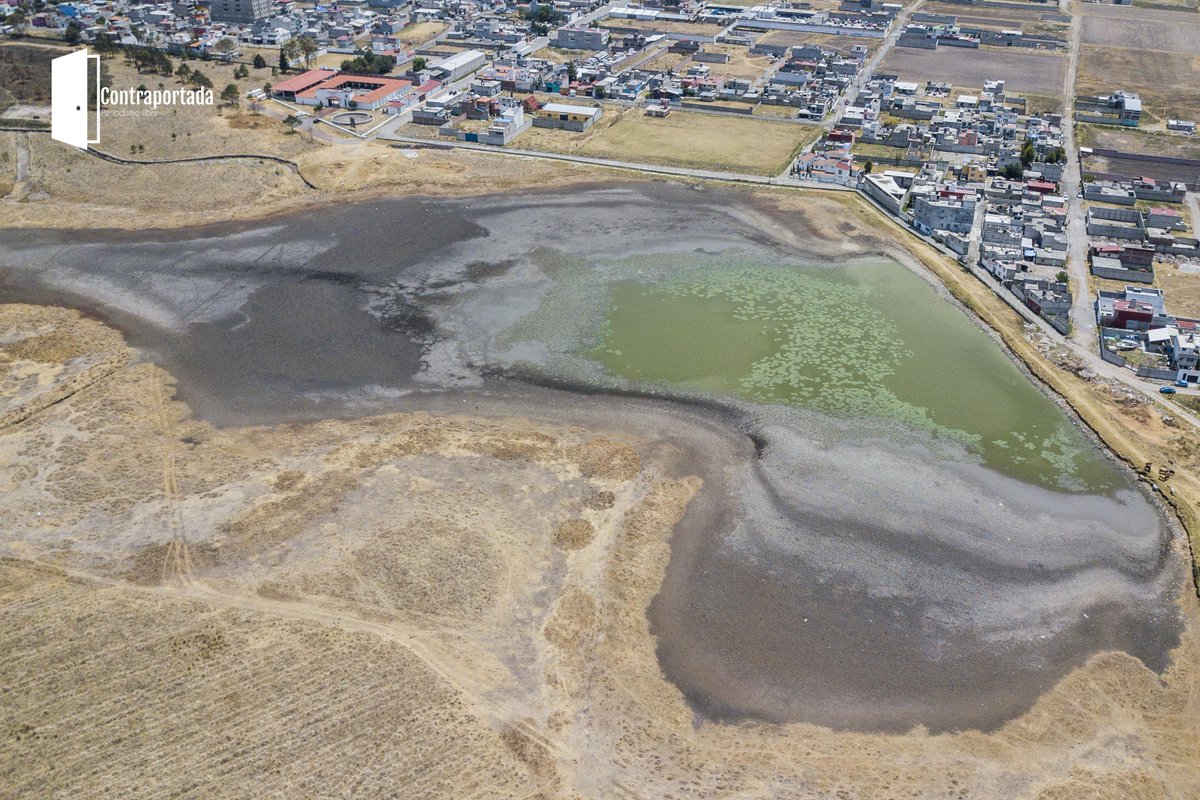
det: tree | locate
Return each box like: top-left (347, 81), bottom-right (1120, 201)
top-left (1055, 270), bottom-right (1069, 284)
top-left (1000, 162), bottom-right (1023, 180)
top-left (340, 52), bottom-right (394, 74)
top-left (253, 53), bottom-right (267, 69)
top-left (214, 37), bottom-right (236, 55)
top-left (234, 64), bottom-right (249, 79)
top-left (279, 47), bottom-right (290, 73)
top-left (221, 83), bottom-right (240, 106)
top-left (567, 60), bottom-right (577, 84)
top-left (64, 21), bottom-right (82, 44)
top-left (283, 114), bottom-right (301, 133)
top-left (189, 69), bottom-right (213, 89)
top-left (5, 11), bottom-right (27, 34)
top-left (1020, 138), bottom-right (1036, 168)
top-left (863, 159), bottom-right (873, 174)
top-left (176, 63), bottom-right (191, 80)
top-left (411, 56), bottom-right (426, 72)
top-left (93, 34), bottom-right (118, 57)
top-left (1047, 145), bottom-right (1066, 164)
top-left (295, 36), bottom-right (318, 69)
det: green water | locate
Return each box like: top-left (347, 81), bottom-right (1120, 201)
top-left (583, 256), bottom-right (1119, 493)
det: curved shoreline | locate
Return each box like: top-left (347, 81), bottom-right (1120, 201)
top-left (0, 181), bottom-right (1187, 734)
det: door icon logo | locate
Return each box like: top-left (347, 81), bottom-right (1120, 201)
top-left (51, 48), bottom-right (100, 149)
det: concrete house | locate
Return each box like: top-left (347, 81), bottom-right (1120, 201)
top-left (552, 26), bottom-right (610, 50)
top-left (533, 102), bottom-right (602, 131)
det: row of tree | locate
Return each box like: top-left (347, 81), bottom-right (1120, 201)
top-left (123, 45), bottom-right (173, 76)
top-left (278, 36), bottom-right (319, 73)
top-left (338, 52), bottom-right (395, 75)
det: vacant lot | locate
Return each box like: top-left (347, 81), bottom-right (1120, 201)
top-left (1157, 263), bottom-right (1200, 318)
top-left (923, 1), bottom-right (1070, 33)
top-left (397, 20), bottom-right (449, 46)
top-left (642, 50), bottom-right (690, 72)
top-left (755, 29), bottom-right (885, 57)
top-left (882, 46), bottom-right (1066, 96)
top-left (1076, 46), bottom-right (1200, 126)
top-left (1080, 5), bottom-right (1200, 53)
top-left (513, 106), bottom-right (818, 174)
top-left (601, 18), bottom-right (726, 37)
top-left (703, 43), bottom-right (775, 80)
top-left (531, 46), bottom-right (595, 65)
top-left (1079, 124), bottom-right (1200, 160)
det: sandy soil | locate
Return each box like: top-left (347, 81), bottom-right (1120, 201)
top-left (0, 301), bottom-right (1198, 798)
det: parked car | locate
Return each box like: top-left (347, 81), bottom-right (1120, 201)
top-left (1176, 379), bottom-right (1189, 388)
top-left (1160, 386), bottom-right (1177, 394)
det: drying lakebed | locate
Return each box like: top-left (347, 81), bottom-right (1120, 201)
top-left (0, 182), bottom-right (1183, 732)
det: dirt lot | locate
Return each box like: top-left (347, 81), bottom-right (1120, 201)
top-left (882, 45), bottom-right (1066, 97)
top-left (754, 29), bottom-right (884, 58)
top-left (530, 46), bottom-right (595, 65)
top-left (397, 20), bottom-right (449, 46)
top-left (1078, 124), bottom-right (1200, 161)
top-left (1080, 4), bottom-right (1200, 53)
top-left (1076, 46), bottom-right (1200, 127)
top-left (1155, 263), bottom-right (1200, 318)
top-left (600, 17), bottom-right (726, 37)
top-left (512, 105), bottom-right (819, 174)
top-left (641, 50), bottom-right (690, 72)
top-left (702, 43), bottom-right (775, 81)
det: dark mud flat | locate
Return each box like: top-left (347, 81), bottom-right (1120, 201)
top-left (0, 183), bottom-right (1183, 733)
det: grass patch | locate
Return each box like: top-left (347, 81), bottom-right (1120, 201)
top-left (516, 105), bottom-right (819, 174)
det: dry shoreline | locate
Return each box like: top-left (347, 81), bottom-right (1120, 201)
top-left (1, 301), bottom-right (1198, 797)
top-left (2, 175), bottom-right (1200, 794)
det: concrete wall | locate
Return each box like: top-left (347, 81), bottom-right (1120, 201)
top-left (1092, 264), bottom-right (1155, 284)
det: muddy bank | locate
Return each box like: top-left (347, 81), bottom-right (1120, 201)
top-left (0, 182), bottom-right (1183, 733)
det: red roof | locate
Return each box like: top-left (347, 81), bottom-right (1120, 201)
top-left (272, 68), bottom-right (336, 94)
top-left (296, 74), bottom-right (411, 105)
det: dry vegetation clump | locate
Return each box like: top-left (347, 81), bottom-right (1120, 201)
top-left (553, 518), bottom-right (595, 550)
top-left (567, 438), bottom-right (641, 481)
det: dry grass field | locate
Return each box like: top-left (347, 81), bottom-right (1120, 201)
top-left (923, 1), bottom-right (1070, 35)
top-left (1078, 124), bottom-right (1200, 161)
top-left (530, 46), bottom-right (594, 65)
top-left (1080, 4), bottom-right (1200, 53)
top-left (513, 105), bottom-right (819, 174)
top-left (600, 17), bottom-right (726, 37)
top-left (1076, 47), bottom-right (1200, 127)
top-left (0, 41), bottom-right (58, 113)
top-left (755, 29), bottom-right (884, 57)
top-left (882, 46), bottom-right (1067, 97)
top-left (397, 20), bottom-right (449, 46)
top-left (702, 43), bottom-right (776, 80)
top-left (641, 49), bottom-right (690, 72)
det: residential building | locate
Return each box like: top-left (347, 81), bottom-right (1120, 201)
top-left (210, 0), bottom-right (272, 23)
top-left (552, 26), bottom-right (610, 50)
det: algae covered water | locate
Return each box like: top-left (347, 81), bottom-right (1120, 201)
top-left (512, 252), bottom-right (1119, 492)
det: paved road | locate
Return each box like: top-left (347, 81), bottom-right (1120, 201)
top-left (1060, 6), bottom-right (1096, 348)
